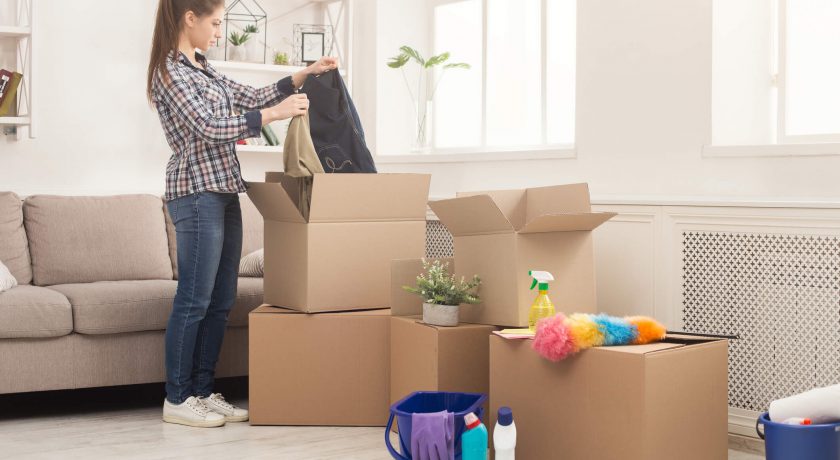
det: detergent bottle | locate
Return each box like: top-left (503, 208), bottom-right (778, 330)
top-left (462, 412), bottom-right (488, 460)
top-left (528, 270), bottom-right (555, 331)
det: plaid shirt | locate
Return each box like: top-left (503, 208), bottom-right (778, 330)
top-left (152, 51), bottom-right (295, 200)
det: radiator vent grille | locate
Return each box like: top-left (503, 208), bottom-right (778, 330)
top-left (682, 231), bottom-right (840, 411)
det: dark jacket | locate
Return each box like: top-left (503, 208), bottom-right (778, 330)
top-left (301, 70), bottom-right (377, 173)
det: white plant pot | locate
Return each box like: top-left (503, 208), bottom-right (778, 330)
top-left (229, 45), bottom-right (247, 62)
top-left (422, 302), bottom-right (460, 327)
top-left (204, 45), bottom-right (222, 60)
top-left (246, 39), bottom-right (261, 63)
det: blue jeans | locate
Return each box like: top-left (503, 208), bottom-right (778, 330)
top-left (164, 191), bottom-right (242, 404)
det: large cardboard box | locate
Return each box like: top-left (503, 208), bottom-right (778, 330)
top-left (390, 257), bottom-right (456, 316)
top-left (489, 334), bottom-right (729, 460)
top-left (390, 316), bottom-right (497, 405)
top-left (249, 305), bottom-right (391, 426)
top-left (247, 173), bottom-right (431, 313)
top-left (428, 183), bottom-right (616, 327)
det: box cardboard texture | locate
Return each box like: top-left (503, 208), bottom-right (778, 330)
top-left (390, 316), bottom-right (497, 406)
top-left (249, 305), bottom-right (391, 426)
top-left (428, 184), bottom-right (616, 327)
top-left (488, 334), bottom-right (729, 460)
top-left (390, 257), bottom-right (456, 317)
top-left (247, 173), bottom-right (430, 313)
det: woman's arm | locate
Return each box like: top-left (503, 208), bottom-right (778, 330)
top-left (156, 65), bottom-right (261, 145)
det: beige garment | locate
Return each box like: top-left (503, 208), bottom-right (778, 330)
top-left (283, 112), bottom-right (324, 177)
top-left (283, 112), bottom-right (324, 219)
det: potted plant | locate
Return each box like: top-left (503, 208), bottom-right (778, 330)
top-left (243, 24), bottom-right (261, 62)
top-left (387, 46), bottom-right (470, 152)
top-left (228, 31), bottom-right (250, 61)
top-left (273, 51), bottom-right (289, 65)
top-left (403, 259), bottom-right (481, 327)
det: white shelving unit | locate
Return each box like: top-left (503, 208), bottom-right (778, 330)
top-left (236, 144), bottom-right (283, 154)
top-left (0, 0), bottom-right (34, 138)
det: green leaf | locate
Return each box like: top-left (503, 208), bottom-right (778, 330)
top-left (387, 53), bottom-right (410, 68)
top-left (443, 62), bottom-right (470, 70)
top-left (400, 46), bottom-right (425, 66)
top-left (424, 52), bottom-right (450, 68)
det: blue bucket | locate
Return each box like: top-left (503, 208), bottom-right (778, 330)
top-left (385, 391), bottom-right (487, 460)
top-left (757, 412), bottom-right (840, 460)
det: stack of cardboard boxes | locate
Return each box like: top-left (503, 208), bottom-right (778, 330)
top-left (246, 172), bottom-right (430, 426)
top-left (247, 177), bottom-right (730, 459)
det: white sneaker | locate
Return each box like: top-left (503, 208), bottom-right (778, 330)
top-left (200, 393), bottom-right (249, 422)
top-left (163, 396), bottom-right (226, 428)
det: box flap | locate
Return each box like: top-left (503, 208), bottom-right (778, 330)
top-left (594, 342), bottom-right (686, 355)
top-left (308, 173), bottom-right (430, 223)
top-left (456, 188), bottom-right (527, 229)
top-left (245, 182), bottom-right (306, 224)
top-left (518, 212), bottom-right (617, 234)
top-left (524, 183), bottom-right (593, 220)
top-left (428, 195), bottom-right (514, 236)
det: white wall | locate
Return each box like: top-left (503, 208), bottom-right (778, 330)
top-left (1, 0), bottom-right (838, 202)
top-left (372, 0), bottom-right (840, 202)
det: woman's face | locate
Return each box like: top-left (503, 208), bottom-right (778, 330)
top-left (184, 6), bottom-right (224, 52)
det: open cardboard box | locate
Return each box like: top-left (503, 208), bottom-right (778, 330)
top-left (488, 334), bottom-right (729, 460)
top-left (249, 305), bottom-right (391, 426)
top-left (428, 183), bottom-right (616, 327)
top-left (247, 172), bottom-right (430, 313)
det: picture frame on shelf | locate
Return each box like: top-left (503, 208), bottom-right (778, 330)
top-left (293, 24), bottom-right (333, 66)
top-left (301, 32), bottom-right (325, 65)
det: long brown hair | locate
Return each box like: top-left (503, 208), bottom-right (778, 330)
top-left (146, 0), bottom-right (223, 103)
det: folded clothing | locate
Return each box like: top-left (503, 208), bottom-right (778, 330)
top-left (770, 384), bottom-right (840, 424)
top-left (411, 410), bottom-right (455, 460)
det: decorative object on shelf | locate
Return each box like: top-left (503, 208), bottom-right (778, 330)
top-left (273, 51), bottom-right (289, 65)
top-left (387, 45), bottom-right (470, 152)
top-left (224, 0), bottom-right (267, 63)
top-left (402, 258), bottom-right (481, 327)
top-left (227, 31), bottom-right (250, 61)
top-left (243, 24), bottom-right (261, 63)
top-left (293, 24), bottom-right (333, 66)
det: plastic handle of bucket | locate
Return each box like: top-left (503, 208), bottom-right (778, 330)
top-left (755, 417), bottom-right (765, 440)
top-left (385, 412), bottom-right (410, 460)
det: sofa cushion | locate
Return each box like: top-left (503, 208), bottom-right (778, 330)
top-left (0, 191), bottom-right (32, 285)
top-left (164, 194), bottom-right (264, 280)
top-left (24, 195), bottom-right (174, 286)
top-left (50, 278), bottom-right (263, 335)
top-left (0, 285), bottom-right (72, 338)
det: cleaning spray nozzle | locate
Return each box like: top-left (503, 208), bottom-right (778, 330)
top-left (529, 270), bottom-right (555, 290)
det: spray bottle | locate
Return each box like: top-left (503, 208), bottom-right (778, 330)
top-left (528, 270), bottom-right (555, 331)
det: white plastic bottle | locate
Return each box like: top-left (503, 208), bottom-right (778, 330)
top-left (494, 406), bottom-right (516, 459)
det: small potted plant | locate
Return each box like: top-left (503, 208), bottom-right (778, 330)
top-left (243, 24), bottom-right (261, 62)
top-left (228, 31), bottom-right (250, 61)
top-left (403, 259), bottom-right (481, 327)
top-left (273, 51), bottom-right (289, 65)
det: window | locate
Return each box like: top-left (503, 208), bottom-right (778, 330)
top-left (712, 0), bottom-right (840, 146)
top-left (431, 0), bottom-right (576, 152)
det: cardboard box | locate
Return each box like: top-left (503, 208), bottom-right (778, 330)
top-left (428, 183), bottom-right (616, 327)
top-left (390, 257), bottom-right (456, 316)
top-left (488, 334), bottom-right (729, 460)
top-left (249, 305), bottom-right (391, 426)
top-left (247, 172), bottom-right (430, 313)
top-left (390, 316), bottom-right (497, 405)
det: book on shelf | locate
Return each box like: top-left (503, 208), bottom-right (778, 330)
top-left (261, 124), bottom-right (280, 146)
top-left (0, 69), bottom-right (23, 117)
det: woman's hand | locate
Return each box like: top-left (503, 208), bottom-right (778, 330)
top-left (292, 56), bottom-right (340, 89)
top-left (307, 56), bottom-right (339, 75)
top-left (262, 93), bottom-right (309, 123)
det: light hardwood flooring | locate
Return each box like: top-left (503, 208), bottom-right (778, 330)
top-left (0, 379), bottom-right (764, 459)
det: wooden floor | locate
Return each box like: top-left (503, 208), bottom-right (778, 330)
top-left (0, 378), bottom-right (763, 459)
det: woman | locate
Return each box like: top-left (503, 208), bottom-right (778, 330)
top-left (146, 0), bottom-right (337, 428)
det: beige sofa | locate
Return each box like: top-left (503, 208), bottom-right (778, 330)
top-left (0, 191), bottom-right (264, 394)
